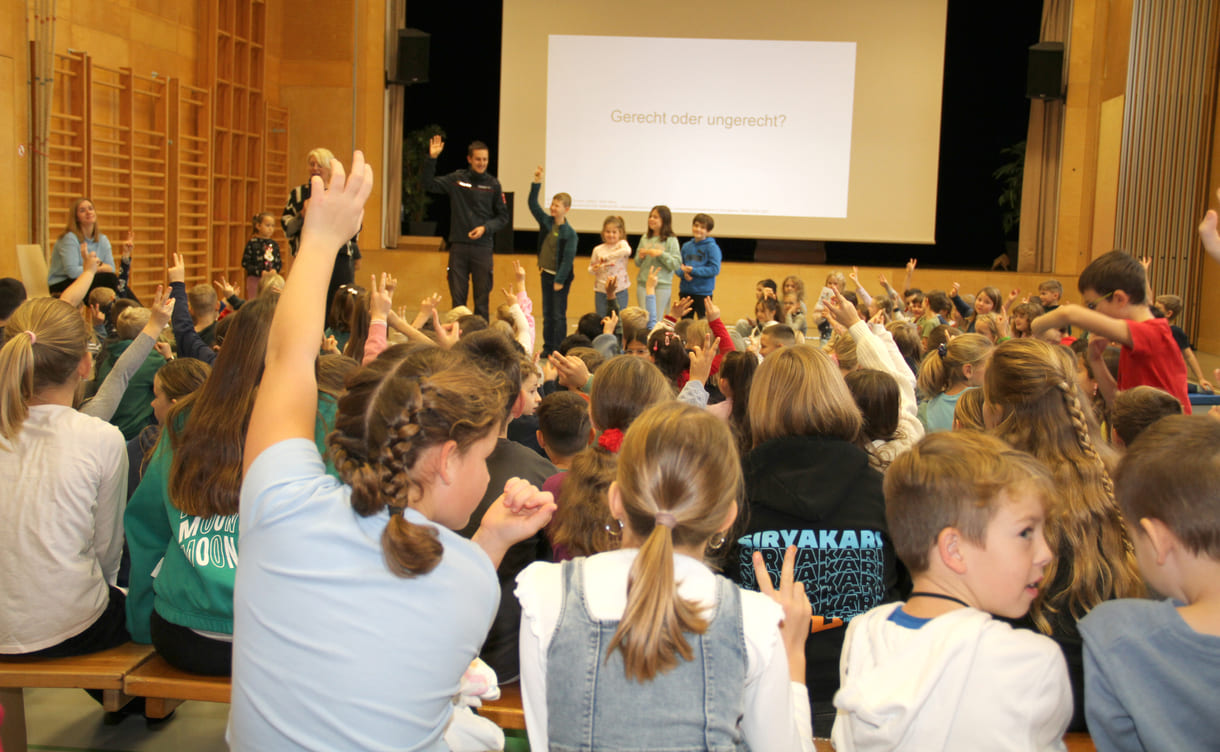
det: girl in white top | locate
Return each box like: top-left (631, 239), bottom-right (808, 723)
top-left (516, 401), bottom-right (817, 751)
top-left (232, 152), bottom-right (556, 751)
top-left (0, 297), bottom-right (128, 655)
top-left (589, 215), bottom-right (632, 317)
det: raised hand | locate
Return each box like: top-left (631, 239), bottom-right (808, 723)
top-left (548, 350), bottom-right (591, 391)
top-left (703, 296), bottom-right (721, 322)
top-left (371, 273), bottom-right (394, 320)
top-left (533, 165), bottom-right (543, 183)
top-left (824, 290), bottom-right (860, 329)
top-left (213, 277), bottom-right (238, 299)
top-left (153, 341), bottom-right (173, 360)
top-left (669, 295), bottom-right (693, 320)
top-left (79, 243), bottom-right (100, 276)
top-left (322, 335), bottom-right (340, 355)
top-left (604, 275), bottom-right (617, 298)
top-left (89, 303), bottom-right (106, 327)
top-left (878, 272), bottom-right (890, 288)
top-left (122, 231), bottom-right (134, 262)
top-left (949, 282), bottom-right (960, 298)
top-left (512, 259), bottom-right (527, 289)
top-left (474, 477), bottom-right (557, 565)
top-left (906, 258), bottom-right (918, 273)
top-left (169, 252), bottom-right (186, 284)
top-left (1199, 189), bottom-right (1220, 263)
top-left (431, 308), bottom-right (461, 349)
top-left (420, 292), bottom-right (442, 319)
top-left (148, 285), bottom-right (174, 330)
top-left (849, 266), bottom-right (860, 285)
top-left (301, 152), bottom-right (374, 256)
top-left (645, 266), bottom-right (659, 295)
top-left (688, 333), bottom-right (719, 386)
top-left (753, 545), bottom-right (811, 677)
top-left (429, 134), bottom-right (445, 159)
top-left (601, 309), bottom-right (619, 335)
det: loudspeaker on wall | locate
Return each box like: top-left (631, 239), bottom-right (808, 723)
top-left (1026, 42), bottom-right (1065, 100)
top-left (395, 28), bottom-right (430, 85)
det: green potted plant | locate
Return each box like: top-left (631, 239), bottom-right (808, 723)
top-left (402, 124), bottom-right (445, 236)
top-left (991, 140), bottom-right (1025, 270)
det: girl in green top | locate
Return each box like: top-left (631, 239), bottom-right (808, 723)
top-left (634, 205), bottom-right (682, 313)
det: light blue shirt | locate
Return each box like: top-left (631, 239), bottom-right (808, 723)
top-left (48, 233), bottom-right (115, 285)
top-left (1081, 598), bottom-right (1220, 752)
top-left (229, 439), bottom-right (499, 751)
top-left (918, 387), bottom-right (974, 434)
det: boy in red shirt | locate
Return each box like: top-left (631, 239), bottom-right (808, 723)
top-left (1031, 250), bottom-right (1190, 413)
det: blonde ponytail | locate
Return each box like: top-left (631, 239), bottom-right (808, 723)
top-left (1, 298), bottom-right (89, 440)
top-left (606, 402), bottom-right (741, 682)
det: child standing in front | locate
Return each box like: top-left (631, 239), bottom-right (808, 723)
top-left (1081, 416), bottom-right (1220, 752)
top-left (833, 431), bottom-right (1072, 751)
top-left (679, 213), bottom-right (721, 319)
top-left (242, 213), bottom-right (282, 300)
top-left (516, 401), bottom-right (816, 750)
top-left (1032, 250), bottom-right (1190, 412)
top-left (589, 216), bottom-right (631, 317)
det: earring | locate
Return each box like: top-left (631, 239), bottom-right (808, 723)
top-left (708, 532), bottom-right (727, 551)
top-left (605, 519), bottom-right (624, 537)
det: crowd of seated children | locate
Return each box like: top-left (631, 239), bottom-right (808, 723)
top-left (14, 151), bottom-right (1220, 752)
top-left (833, 431), bottom-right (1072, 751)
top-left (516, 402), bottom-right (816, 751)
top-left (1081, 416), bottom-right (1220, 752)
top-left (984, 337), bottom-right (1143, 730)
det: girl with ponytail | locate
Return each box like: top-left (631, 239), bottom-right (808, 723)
top-left (231, 152), bottom-right (556, 750)
top-left (0, 297), bottom-right (130, 656)
top-left (984, 337), bottom-right (1142, 732)
top-left (517, 402), bottom-right (817, 750)
top-left (916, 331), bottom-right (992, 432)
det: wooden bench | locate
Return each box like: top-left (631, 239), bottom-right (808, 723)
top-left (122, 654), bottom-right (232, 719)
top-left (477, 682), bottom-right (526, 730)
top-left (0, 642), bottom-right (155, 752)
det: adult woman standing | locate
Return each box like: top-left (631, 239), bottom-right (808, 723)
top-left (48, 198), bottom-right (127, 294)
top-left (282, 148), bottom-right (361, 309)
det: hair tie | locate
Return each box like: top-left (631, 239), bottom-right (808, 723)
top-left (597, 428), bottom-right (625, 453)
top-left (24, 330), bottom-right (36, 344)
top-left (937, 342), bottom-right (947, 358)
top-left (655, 511), bottom-right (677, 529)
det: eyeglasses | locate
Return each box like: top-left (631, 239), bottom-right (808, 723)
top-left (1086, 291), bottom-right (1116, 310)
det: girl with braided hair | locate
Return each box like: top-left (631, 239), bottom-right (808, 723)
top-left (517, 402), bottom-right (817, 750)
top-left (984, 337), bottom-right (1143, 732)
top-left (232, 152), bottom-right (556, 750)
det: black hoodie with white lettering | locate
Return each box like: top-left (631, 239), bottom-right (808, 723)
top-left (728, 434), bottom-right (910, 716)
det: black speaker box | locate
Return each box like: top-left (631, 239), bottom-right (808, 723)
top-left (395, 28), bottom-right (430, 85)
top-left (1026, 42), bottom-right (1065, 100)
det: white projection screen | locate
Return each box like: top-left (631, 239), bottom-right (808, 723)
top-left (499, 0), bottom-right (948, 243)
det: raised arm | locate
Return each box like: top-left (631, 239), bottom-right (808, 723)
top-left (1031, 304), bottom-right (1132, 346)
top-left (60, 243), bottom-right (99, 308)
top-left (902, 257), bottom-right (917, 293)
top-left (245, 153), bottom-right (373, 473)
top-left (82, 286), bottom-right (173, 420)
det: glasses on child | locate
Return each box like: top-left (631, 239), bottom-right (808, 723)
top-left (1086, 290), bottom-right (1116, 310)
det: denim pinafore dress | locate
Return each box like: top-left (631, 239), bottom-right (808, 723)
top-left (545, 557), bottom-right (750, 752)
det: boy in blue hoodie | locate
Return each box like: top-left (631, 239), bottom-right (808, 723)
top-left (679, 213), bottom-right (721, 319)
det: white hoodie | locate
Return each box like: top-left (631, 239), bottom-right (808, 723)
top-left (832, 603), bottom-right (1071, 752)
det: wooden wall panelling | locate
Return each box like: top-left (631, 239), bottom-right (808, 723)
top-left (87, 63), bottom-right (133, 275)
top-left (264, 105), bottom-right (290, 248)
top-left (171, 81), bottom-right (212, 292)
top-left (46, 52), bottom-right (89, 251)
top-left (126, 70), bottom-right (169, 301)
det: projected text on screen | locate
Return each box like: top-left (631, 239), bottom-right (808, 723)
top-left (545, 35), bottom-right (856, 219)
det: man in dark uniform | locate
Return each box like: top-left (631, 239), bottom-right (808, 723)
top-left (423, 136), bottom-right (511, 319)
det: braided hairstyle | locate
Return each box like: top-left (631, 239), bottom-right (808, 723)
top-left (984, 338), bottom-right (1142, 632)
top-left (326, 345), bottom-right (508, 577)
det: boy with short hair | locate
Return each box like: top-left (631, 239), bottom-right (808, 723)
top-left (832, 432), bottom-right (1071, 751)
top-left (1080, 415), bottom-right (1220, 752)
top-left (1153, 293), bottom-right (1213, 392)
top-left (758, 323), bottom-right (795, 358)
top-left (535, 390), bottom-right (592, 470)
top-left (529, 166), bottom-right (577, 356)
top-left (1038, 280), bottom-right (1063, 313)
top-left (1031, 250), bottom-right (1190, 413)
top-left (678, 213), bottom-right (721, 319)
top-left (1110, 386), bottom-right (1182, 447)
top-left (187, 283), bottom-right (219, 346)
